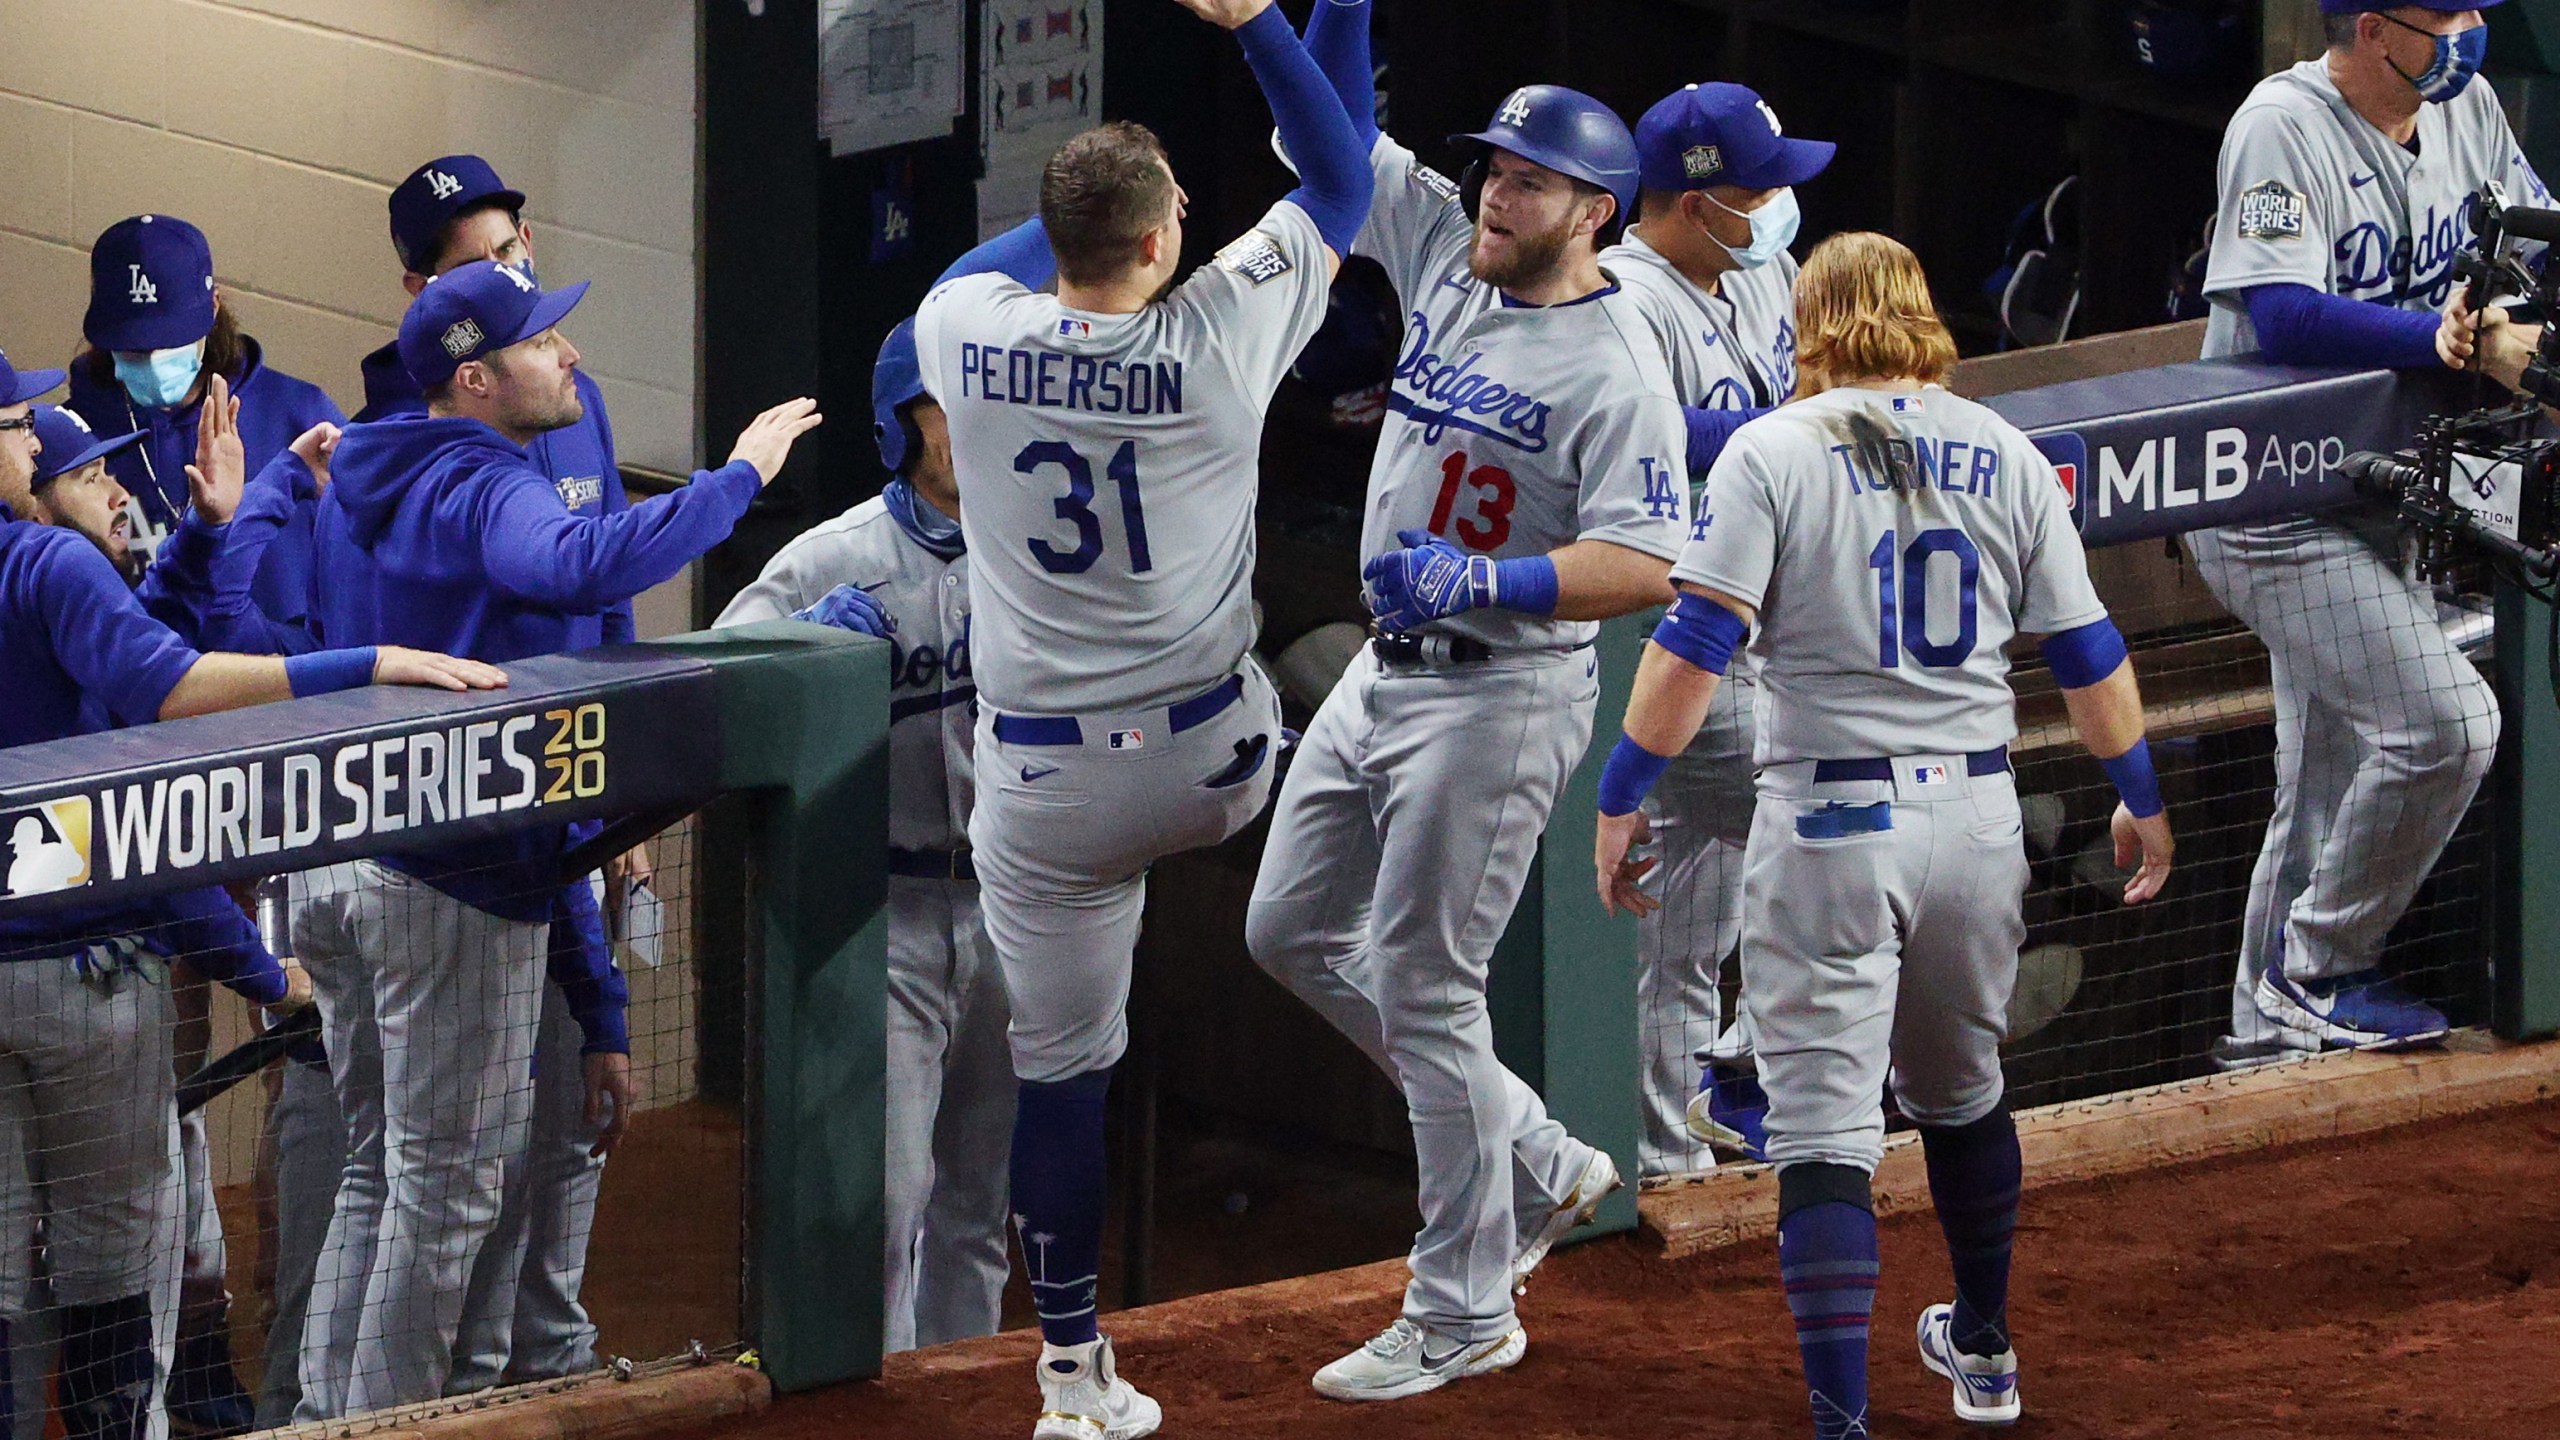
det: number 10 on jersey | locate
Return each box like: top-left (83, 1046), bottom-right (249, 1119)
top-left (1019, 439), bottom-right (1151, 575)
top-left (1868, 526), bottom-right (1980, 668)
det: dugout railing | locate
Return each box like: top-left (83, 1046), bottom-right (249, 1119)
top-left (0, 621), bottom-right (887, 1423)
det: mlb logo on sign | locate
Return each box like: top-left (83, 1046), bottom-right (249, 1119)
top-left (1911, 764), bottom-right (1949, 787)
top-left (2, 798), bottom-right (94, 900)
top-left (1059, 318), bottom-right (1092, 339)
top-left (1108, 728), bottom-right (1145, 751)
top-left (2030, 431), bottom-right (2088, 513)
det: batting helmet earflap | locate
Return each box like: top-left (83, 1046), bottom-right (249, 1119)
top-left (1450, 85), bottom-right (1640, 229)
top-left (873, 317), bottom-right (928, 474)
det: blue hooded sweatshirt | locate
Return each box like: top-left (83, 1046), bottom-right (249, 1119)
top-left (323, 411), bottom-right (760, 920)
top-left (66, 335), bottom-right (345, 631)
top-left (357, 340), bottom-right (634, 646)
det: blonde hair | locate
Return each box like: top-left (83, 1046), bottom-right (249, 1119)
top-left (1792, 231), bottom-right (1957, 394)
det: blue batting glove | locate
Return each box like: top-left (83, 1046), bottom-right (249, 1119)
top-left (1362, 527), bottom-right (1493, 632)
top-left (791, 583), bottom-right (895, 639)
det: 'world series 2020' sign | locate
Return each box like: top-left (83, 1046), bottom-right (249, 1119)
top-left (1983, 358), bottom-right (2462, 549)
top-left (0, 651), bottom-right (724, 919)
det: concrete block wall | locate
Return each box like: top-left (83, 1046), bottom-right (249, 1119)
top-left (0, 0), bottom-right (701, 474)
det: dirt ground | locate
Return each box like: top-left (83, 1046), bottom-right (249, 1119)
top-left (668, 1099), bottom-right (2560, 1440)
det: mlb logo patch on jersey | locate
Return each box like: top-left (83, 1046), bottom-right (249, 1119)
top-left (1910, 763), bottom-right (1949, 787)
top-left (2236, 180), bottom-right (2305, 241)
top-left (1108, 728), bottom-right (1145, 751)
top-left (1058, 317), bottom-right (1093, 339)
top-left (1215, 232), bottom-right (1293, 287)
top-left (1890, 394), bottom-right (1925, 415)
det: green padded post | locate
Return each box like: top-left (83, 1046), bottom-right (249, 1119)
top-left (1490, 614), bottom-right (1649, 1239)
top-left (2495, 582), bottom-right (2560, 1040)
top-left (653, 622), bottom-right (893, 1390)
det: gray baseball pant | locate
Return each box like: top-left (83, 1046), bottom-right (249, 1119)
top-left (1637, 673), bottom-right (1755, 1175)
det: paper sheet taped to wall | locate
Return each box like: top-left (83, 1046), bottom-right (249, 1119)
top-left (976, 0), bottom-right (1103, 238)
top-left (819, 0), bottom-right (966, 157)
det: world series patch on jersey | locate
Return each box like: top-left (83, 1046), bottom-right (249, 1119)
top-left (2235, 179), bottom-right (2305, 241)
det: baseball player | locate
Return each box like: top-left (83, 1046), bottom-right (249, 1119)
top-left (1592, 234), bottom-right (2175, 1439)
top-left (1602, 81), bottom-right (1836, 1174)
top-left (713, 320), bottom-right (1013, 1352)
top-left (287, 264), bottom-right (815, 1418)
top-left (66, 216), bottom-right (344, 636)
top-left (1, 339), bottom-right (502, 1440)
top-left (364, 153), bottom-right (643, 1402)
top-left (913, 2), bottom-right (1367, 1432)
top-left (1246, 0), bottom-right (1686, 1400)
top-left (2193, 1), bottom-right (2540, 1064)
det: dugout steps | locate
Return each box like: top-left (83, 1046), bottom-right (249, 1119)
top-left (1642, 1029), bottom-right (2560, 1259)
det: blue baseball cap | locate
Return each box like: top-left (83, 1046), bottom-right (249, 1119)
top-left (2320, 1), bottom-right (2501, 12)
top-left (1635, 83), bottom-right (1835, 195)
top-left (396, 259), bottom-right (588, 388)
top-left (28, 405), bottom-right (141, 488)
top-left (0, 345), bottom-right (66, 407)
top-left (84, 214), bottom-right (218, 353)
top-left (389, 155), bottom-right (528, 272)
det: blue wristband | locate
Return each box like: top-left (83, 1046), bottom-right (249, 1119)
top-left (285, 647), bottom-right (377, 698)
top-left (1599, 733), bottom-right (1674, 817)
top-left (1490, 554), bottom-right (1560, 616)
top-left (2100, 737), bottom-right (2165, 820)
top-left (1651, 592), bottom-right (1748, 675)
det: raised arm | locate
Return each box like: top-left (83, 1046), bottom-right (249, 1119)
top-left (934, 219), bottom-right (1058, 291)
top-left (1301, 0), bottom-right (1379, 148)
top-left (1178, 0), bottom-right (1372, 266)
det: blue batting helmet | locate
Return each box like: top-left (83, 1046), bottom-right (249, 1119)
top-left (873, 318), bottom-right (928, 474)
top-left (1450, 85), bottom-right (1640, 224)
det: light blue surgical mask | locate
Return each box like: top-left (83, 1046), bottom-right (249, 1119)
top-left (1706, 186), bottom-right (1801, 270)
top-left (2384, 15), bottom-right (2488, 105)
top-left (112, 342), bottom-right (204, 409)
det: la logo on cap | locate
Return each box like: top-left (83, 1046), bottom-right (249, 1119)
top-left (426, 168), bottom-right (464, 200)
top-left (1497, 90), bottom-right (1533, 126)
top-left (499, 263), bottom-right (536, 294)
top-left (1758, 99), bottom-right (1783, 137)
top-left (441, 317), bottom-right (486, 359)
top-left (127, 264), bottom-right (158, 305)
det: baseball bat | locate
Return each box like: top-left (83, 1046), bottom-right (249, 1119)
top-left (176, 1006), bottom-right (321, 1117)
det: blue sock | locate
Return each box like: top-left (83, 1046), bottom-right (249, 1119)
top-left (1919, 1105), bottom-right (2021, 1357)
top-left (1011, 1068), bottom-right (1114, 1348)
top-left (1777, 1165), bottom-right (1877, 1440)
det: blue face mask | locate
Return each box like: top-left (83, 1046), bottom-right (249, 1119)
top-left (1707, 187), bottom-right (1801, 270)
top-left (112, 343), bottom-right (204, 409)
top-left (2385, 16), bottom-right (2488, 104)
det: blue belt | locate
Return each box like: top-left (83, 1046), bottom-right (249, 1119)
top-left (993, 673), bottom-right (1247, 747)
top-left (1809, 745), bottom-right (2010, 785)
top-left (886, 846), bottom-right (976, 881)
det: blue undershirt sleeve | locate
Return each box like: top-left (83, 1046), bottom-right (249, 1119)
top-left (2244, 283), bottom-right (2442, 371)
top-left (1235, 4), bottom-right (1372, 256)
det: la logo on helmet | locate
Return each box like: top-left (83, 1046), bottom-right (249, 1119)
top-left (1497, 90), bottom-right (1533, 127)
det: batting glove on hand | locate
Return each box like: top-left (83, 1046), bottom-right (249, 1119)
top-left (1363, 528), bottom-right (1493, 632)
top-left (791, 584), bottom-right (895, 639)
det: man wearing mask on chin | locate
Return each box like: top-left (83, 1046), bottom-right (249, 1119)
top-left (66, 215), bottom-right (344, 637)
top-left (2190, 1), bottom-right (2546, 1068)
top-left (1600, 82), bottom-right (1834, 1178)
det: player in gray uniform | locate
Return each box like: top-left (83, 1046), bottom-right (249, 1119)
top-left (912, 3), bottom-right (1367, 1434)
top-left (1593, 234), bottom-right (2174, 1439)
top-left (1602, 81), bottom-right (1834, 1174)
top-left (1247, 2), bottom-right (1685, 1401)
top-left (714, 320), bottom-right (1011, 1353)
top-left (2194, 1), bottom-right (2543, 1064)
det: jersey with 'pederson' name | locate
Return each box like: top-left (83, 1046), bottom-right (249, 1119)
top-left (1355, 137), bottom-right (1690, 650)
top-left (915, 200), bottom-right (1333, 715)
top-left (2202, 58), bottom-right (2550, 360)
top-left (1673, 385), bottom-right (2106, 765)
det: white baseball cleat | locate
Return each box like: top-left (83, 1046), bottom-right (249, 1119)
top-left (1311, 1317), bottom-right (1526, 1402)
top-left (1032, 1335), bottom-right (1161, 1440)
top-left (1513, 1144), bottom-right (1622, 1294)
top-left (1916, 1303), bottom-right (2021, 1426)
